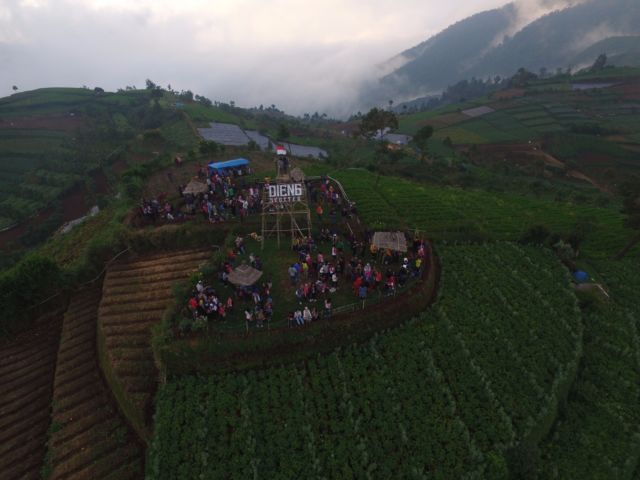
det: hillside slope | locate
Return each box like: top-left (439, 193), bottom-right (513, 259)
top-left (0, 309), bottom-right (63, 480)
top-left (372, 0), bottom-right (640, 103)
top-left (47, 288), bottom-right (144, 480)
top-left (97, 248), bottom-right (211, 439)
top-left (148, 244), bottom-right (583, 478)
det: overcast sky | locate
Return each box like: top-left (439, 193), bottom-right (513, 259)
top-left (1, 0), bottom-right (573, 116)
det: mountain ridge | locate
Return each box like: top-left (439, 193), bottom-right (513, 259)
top-left (366, 0), bottom-right (640, 105)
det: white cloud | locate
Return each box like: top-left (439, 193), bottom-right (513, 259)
top-left (0, 0), bottom-right (511, 116)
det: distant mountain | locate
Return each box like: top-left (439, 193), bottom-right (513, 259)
top-left (571, 35), bottom-right (640, 67)
top-left (367, 0), bottom-right (640, 105)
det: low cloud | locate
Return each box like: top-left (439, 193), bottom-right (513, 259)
top-left (1, 0), bottom-right (525, 117)
top-left (488, 0), bottom-right (588, 48)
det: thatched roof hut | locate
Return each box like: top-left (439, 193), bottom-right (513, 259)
top-left (228, 263), bottom-right (263, 287)
top-left (182, 179), bottom-right (208, 195)
top-left (371, 231), bottom-right (408, 253)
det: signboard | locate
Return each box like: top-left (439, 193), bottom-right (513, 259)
top-left (267, 183), bottom-right (303, 203)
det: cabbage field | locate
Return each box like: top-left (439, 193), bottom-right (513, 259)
top-left (332, 169), bottom-right (638, 258)
top-left (148, 243), bottom-right (582, 479)
top-left (540, 259), bottom-right (640, 479)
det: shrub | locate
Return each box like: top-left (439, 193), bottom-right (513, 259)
top-left (0, 254), bottom-right (64, 336)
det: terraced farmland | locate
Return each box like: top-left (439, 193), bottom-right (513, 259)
top-left (0, 309), bottom-right (63, 480)
top-left (538, 259), bottom-right (640, 478)
top-left (47, 288), bottom-right (144, 480)
top-left (333, 169), bottom-right (639, 258)
top-left (148, 243), bottom-right (582, 479)
top-left (98, 248), bottom-right (211, 435)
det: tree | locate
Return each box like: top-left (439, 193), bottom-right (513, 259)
top-left (413, 125), bottom-right (434, 163)
top-left (199, 140), bottom-right (218, 157)
top-left (591, 53), bottom-right (607, 71)
top-left (195, 95), bottom-right (212, 107)
top-left (509, 68), bottom-right (538, 88)
top-left (12, 85), bottom-right (18, 91)
top-left (615, 175), bottom-right (640, 259)
top-left (150, 87), bottom-right (163, 100)
top-left (358, 107), bottom-right (398, 140)
top-left (145, 79), bottom-right (157, 90)
top-left (276, 123), bottom-right (290, 141)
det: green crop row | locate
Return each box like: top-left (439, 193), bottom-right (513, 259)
top-left (333, 169), bottom-right (637, 258)
top-left (148, 243), bottom-right (581, 478)
top-left (539, 259), bottom-right (640, 479)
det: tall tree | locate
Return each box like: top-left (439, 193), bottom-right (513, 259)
top-left (412, 125), bottom-right (434, 163)
top-left (509, 68), bottom-right (538, 88)
top-left (591, 53), bottom-right (607, 72)
top-left (12, 85), bottom-right (18, 91)
top-left (358, 107), bottom-right (398, 140)
top-left (615, 175), bottom-right (640, 259)
top-left (277, 123), bottom-right (290, 141)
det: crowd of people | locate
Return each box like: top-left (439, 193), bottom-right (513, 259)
top-left (140, 196), bottom-right (181, 222)
top-left (220, 249), bottom-right (274, 329)
top-left (180, 168), bottom-right (263, 223)
top-left (309, 178), bottom-right (358, 225)
top-left (185, 239), bottom-right (275, 330)
top-left (187, 280), bottom-right (233, 321)
top-left (176, 170), bottom-right (431, 333)
top-left (141, 164), bottom-right (261, 225)
top-left (284, 229), bottom-right (429, 327)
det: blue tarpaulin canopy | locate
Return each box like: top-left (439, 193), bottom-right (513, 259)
top-left (573, 270), bottom-right (589, 283)
top-left (208, 158), bottom-right (250, 175)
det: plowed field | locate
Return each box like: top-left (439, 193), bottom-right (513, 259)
top-left (0, 309), bottom-right (63, 480)
top-left (98, 249), bottom-right (211, 429)
top-left (48, 288), bottom-right (144, 480)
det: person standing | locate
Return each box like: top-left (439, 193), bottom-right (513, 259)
top-left (256, 309), bottom-right (265, 328)
top-left (303, 306), bottom-right (312, 324)
top-left (359, 284), bottom-right (368, 303)
top-left (288, 264), bottom-right (298, 285)
top-left (324, 298), bottom-right (332, 319)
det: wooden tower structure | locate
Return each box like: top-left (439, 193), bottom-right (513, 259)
top-left (261, 149), bottom-right (312, 248)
